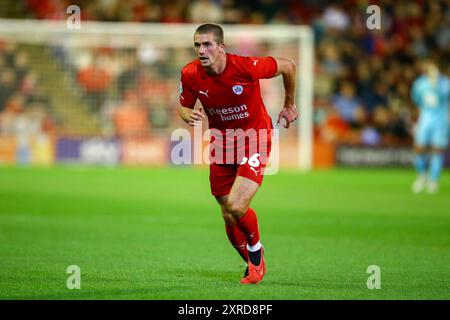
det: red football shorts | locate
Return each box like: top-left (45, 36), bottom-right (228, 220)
top-left (209, 143), bottom-right (271, 197)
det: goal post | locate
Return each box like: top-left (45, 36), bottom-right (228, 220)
top-left (0, 19), bottom-right (314, 170)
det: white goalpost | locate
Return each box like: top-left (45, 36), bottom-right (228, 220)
top-left (0, 19), bottom-right (314, 170)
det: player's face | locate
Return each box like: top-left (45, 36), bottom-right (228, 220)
top-left (194, 32), bottom-right (224, 68)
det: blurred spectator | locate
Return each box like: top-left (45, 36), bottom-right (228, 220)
top-left (5, 94), bottom-right (25, 113)
top-left (331, 81), bottom-right (366, 128)
top-left (161, 1), bottom-right (188, 23)
top-left (321, 4), bottom-right (350, 31)
top-left (113, 90), bottom-right (149, 138)
top-left (319, 103), bottom-right (350, 143)
top-left (361, 126), bottom-right (381, 146)
top-left (117, 51), bottom-right (139, 97)
top-left (20, 71), bottom-right (38, 95)
top-left (26, 0), bottom-right (65, 20)
top-left (14, 51), bottom-right (30, 84)
top-left (318, 41), bottom-right (344, 77)
top-left (0, 69), bottom-right (17, 111)
top-left (77, 55), bottom-right (112, 113)
top-left (188, 0), bottom-right (223, 23)
top-left (359, 81), bottom-right (389, 115)
top-left (222, 0), bottom-right (244, 24)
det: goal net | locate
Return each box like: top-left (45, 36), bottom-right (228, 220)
top-left (0, 19), bottom-right (314, 169)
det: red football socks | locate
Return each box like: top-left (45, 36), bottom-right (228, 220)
top-left (237, 208), bottom-right (260, 246)
top-left (225, 223), bottom-right (249, 262)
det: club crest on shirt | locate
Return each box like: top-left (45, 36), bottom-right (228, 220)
top-left (232, 85), bottom-right (243, 95)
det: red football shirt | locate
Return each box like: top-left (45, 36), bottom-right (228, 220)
top-left (179, 53), bottom-right (277, 132)
top-left (180, 53), bottom-right (277, 164)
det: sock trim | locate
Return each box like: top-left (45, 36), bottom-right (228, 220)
top-left (247, 241), bottom-right (262, 252)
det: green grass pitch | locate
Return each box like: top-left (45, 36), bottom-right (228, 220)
top-left (0, 166), bottom-right (449, 299)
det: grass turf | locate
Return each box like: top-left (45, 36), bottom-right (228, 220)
top-left (0, 165), bottom-right (449, 299)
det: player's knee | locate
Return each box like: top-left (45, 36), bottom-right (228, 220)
top-left (222, 212), bottom-right (236, 225)
top-left (227, 201), bottom-right (248, 218)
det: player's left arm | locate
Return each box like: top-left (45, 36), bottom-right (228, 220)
top-left (273, 57), bottom-right (298, 129)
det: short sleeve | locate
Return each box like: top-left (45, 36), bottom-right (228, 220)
top-left (245, 56), bottom-right (278, 81)
top-left (179, 69), bottom-right (197, 108)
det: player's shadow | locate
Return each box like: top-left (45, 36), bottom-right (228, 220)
top-left (177, 267), bottom-right (306, 287)
top-left (266, 279), bottom-right (305, 287)
top-left (172, 267), bottom-right (241, 283)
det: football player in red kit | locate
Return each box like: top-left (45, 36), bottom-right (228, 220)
top-left (179, 23), bottom-right (297, 284)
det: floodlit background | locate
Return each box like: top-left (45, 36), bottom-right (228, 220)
top-left (0, 0), bottom-right (449, 167)
top-left (0, 0), bottom-right (448, 300)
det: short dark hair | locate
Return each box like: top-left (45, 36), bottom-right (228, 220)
top-left (194, 23), bottom-right (224, 44)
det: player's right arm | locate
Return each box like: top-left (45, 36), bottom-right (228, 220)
top-left (178, 68), bottom-right (205, 127)
top-left (179, 106), bottom-right (204, 127)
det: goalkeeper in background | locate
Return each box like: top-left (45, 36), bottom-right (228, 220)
top-left (411, 60), bottom-right (450, 193)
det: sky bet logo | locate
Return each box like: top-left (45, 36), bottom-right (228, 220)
top-left (205, 104), bottom-right (249, 121)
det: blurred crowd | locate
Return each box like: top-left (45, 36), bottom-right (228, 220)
top-left (0, 42), bottom-right (56, 138)
top-left (53, 44), bottom-right (186, 137)
top-left (12, 0), bottom-right (321, 24)
top-left (312, 0), bottom-right (449, 145)
top-left (0, 0), bottom-right (448, 145)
